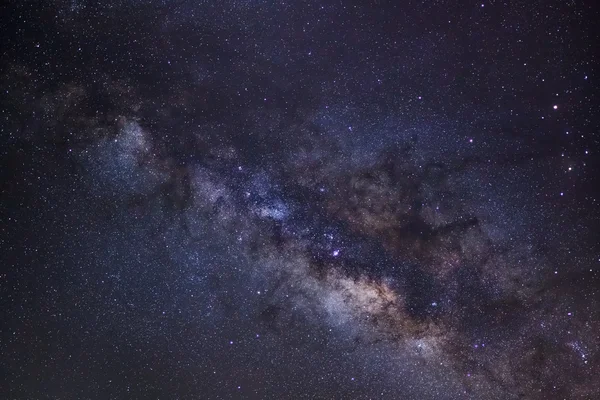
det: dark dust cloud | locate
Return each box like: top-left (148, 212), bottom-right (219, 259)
top-left (1, 1), bottom-right (599, 399)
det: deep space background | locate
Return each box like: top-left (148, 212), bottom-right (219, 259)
top-left (1, 1), bottom-right (600, 399)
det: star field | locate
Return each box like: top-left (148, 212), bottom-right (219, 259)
top-left (1, 1), bottom-right (599, 399)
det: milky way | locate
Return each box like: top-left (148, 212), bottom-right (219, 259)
top-left (1, 1), bottom-right (599, 399)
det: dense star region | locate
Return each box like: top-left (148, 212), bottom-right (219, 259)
top-left (1, 1), bottom-right (599, 399)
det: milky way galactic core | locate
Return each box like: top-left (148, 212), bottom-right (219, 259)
top-left (1, 1), bottom-right (599, 399)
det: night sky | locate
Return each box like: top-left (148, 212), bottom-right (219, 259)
top-left (1, 1), bottom-right (599, 399)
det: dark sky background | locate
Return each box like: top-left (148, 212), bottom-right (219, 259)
top-left (1, 1), bottom-right (599, 399)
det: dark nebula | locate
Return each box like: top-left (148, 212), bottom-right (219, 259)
top-left (1, 1), bottom-right (599, 399)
